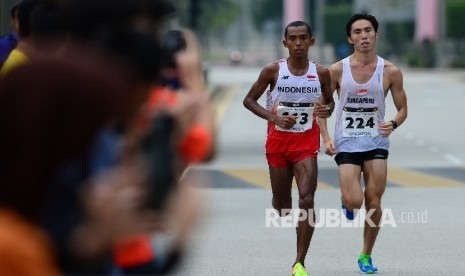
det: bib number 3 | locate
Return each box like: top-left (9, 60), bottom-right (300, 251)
top-left (275, 102), bottom-right (313, 133)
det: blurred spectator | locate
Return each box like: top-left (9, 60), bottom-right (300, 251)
top-left (0, 4), bottom-right (19, 68)
top-left (0, 52), bottom-right (135, 275)
top-left (0, 0), bottom-right (41, 77)
top-left (0, 1), bottom-right (214, 275)
top-left (114, 28), bottom-right (215, 275)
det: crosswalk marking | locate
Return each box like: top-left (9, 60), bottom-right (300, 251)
top-left (186, 168), bottom-right (465, 189)
top-left (211, 85), bottom-right (238, 128)
top-left (387, 168), bottom-right (465, 188)
top-left (221, 169), bottom-right (334, 189)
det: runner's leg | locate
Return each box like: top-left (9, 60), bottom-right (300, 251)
top-left (293, 157), bottom-right (318, 265)
top-left (339, 164), bottom-right (364, 211)
top-left (361, 158), bottom-right (387, 255)
top-left (269, 166), bottom-right (294, 216)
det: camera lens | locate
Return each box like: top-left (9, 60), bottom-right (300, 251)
top-left (163, 30), bottom-right (186, 53)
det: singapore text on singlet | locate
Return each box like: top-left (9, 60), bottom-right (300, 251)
top-left (334, 56), bottom-right (390, 153)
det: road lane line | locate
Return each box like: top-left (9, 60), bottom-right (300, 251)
top-left (442, 154), bottom-right (464, 166)
top-left (388, 168), bottom-right (465, 187)
top-left (221, 169), bottom-right (334, 189)
top-left (212, 85), bottom-right (238, 128)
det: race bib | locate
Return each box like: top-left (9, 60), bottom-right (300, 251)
top-left (342, 107), bottom-right (378, 137)
top-left (275, 102), bottom-right (314, 133)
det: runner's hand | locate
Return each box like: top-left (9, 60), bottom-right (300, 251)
top-left (323, 139), bottom-right (336, 156)
top-left (273, 115), bottom-right (298, 129)
top-left (314, 102), bottom-right (330, 118)
top-left (379, 121), bottom-right (394, 137)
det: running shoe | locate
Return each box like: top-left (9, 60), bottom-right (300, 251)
top-left (291, 262), bottom-right (309, 276)
top-left (341, 202), bottom-right (355, 220)
top-left (358, 254), bottom-right (378, 274)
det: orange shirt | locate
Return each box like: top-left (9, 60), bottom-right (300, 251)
top-left (140, 86), bottom-right (213, 163)
top-left (0, 209), bottom-right (61, 276)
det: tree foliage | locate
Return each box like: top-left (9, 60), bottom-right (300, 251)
top-left (324, 4), bottom-right (352, 46)
top-left (175, 0), bottom-right (240, 35)
top-left (251, 0), bottom-right (282, 30)
top-left (445, 0), bottom-right (465, 38)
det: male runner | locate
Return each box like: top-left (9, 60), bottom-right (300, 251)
top-left (320, 13), bottom-right (408, 274)
top-left (244, 21), bottom-right (334, 276)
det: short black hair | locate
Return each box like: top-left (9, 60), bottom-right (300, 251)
top-left (96, 27), bottom-right (163, 83)
top-left (10, 3), bottom-right (19, 19)
top-left (17, 0), bottom-right (42, 37)
top-left (346, 13), bottom-right (378, 37)
top-left (284, 21), bottom-right (312, 39)
top-left (141, 0), bottom-right (177, 20)
top-left (31, 1), bottom-right (64, 39)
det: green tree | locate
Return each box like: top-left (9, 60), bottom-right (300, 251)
top-left (175, 0), bottom-right (240, 35)
top-left (251, 0), bottom-right (282, 31)
top-left (324, 4), bottom-right (352, 45)
top-left (445, 0), bottom-right (465, 38)
top-left (385, 21), bottom-right (414, 56)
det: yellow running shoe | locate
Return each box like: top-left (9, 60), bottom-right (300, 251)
top-left (291, 262), bottom-right (309, 276)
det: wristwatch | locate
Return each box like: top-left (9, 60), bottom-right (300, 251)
top-left (390, 120), bottom-right (398, 130)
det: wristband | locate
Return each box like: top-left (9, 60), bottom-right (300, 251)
top-left (390, 120), bottom-right (398, 130)
top-left (326, 105), bottom-right (332, 117)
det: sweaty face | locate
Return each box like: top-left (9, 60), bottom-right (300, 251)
top-left (283, 26), bottom-right (314, 58)
top-left (348, 19), bottom-right (378, 53)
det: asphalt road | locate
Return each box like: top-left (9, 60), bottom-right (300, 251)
top-left (172, 66), bottom-right (465, 275)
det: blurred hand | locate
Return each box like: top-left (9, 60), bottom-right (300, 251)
top-left (314, 102), bottom-right (330, 118)
top-left (169, 92), bottom-right (202, 137)
top-left (175, 30), bottom-right (205, 96)
top-left (323, 139), bottom-right (336, 156)
top-left (274, 115), bottom-right (298, 129)
top-left (379, 121), bottom-right (394, 137)
top-left (72, 159), bottom-right (164, 260)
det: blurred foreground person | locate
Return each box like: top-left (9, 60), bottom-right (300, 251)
top-left (62, 1), bottom-right (215, 274)
top-left (1, 0), bottom-right (214, 274)
top-left (0, 0), bottom-right (41, 77)
top-left (0, 4), bottom-right (19, 68)
top-left (58, 0), bottom-right (213, 274)
top-left (113, 28), bottom-right (215, 276)
top-left (0, 38), bottom-right (198, 275)
top-left (0, 52), bottom-right (134, 275)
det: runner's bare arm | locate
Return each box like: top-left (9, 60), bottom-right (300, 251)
top-left (317, 63), bottom-right (339, 156)
top-left (329, 61), bottom-right (343, 97)
top-left (387, 65), bottom-right (407, 129)
top-left (243, 62), bottom-right (297, 129)
top-left (318, 116), bottom-right (336, 156)
top-left (315, 65), bottom-right (335, 118)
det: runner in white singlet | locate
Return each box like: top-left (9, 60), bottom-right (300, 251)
top-left (319, 14), bottom-right (408, 274)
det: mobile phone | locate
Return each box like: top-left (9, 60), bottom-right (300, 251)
top-left (142, 114), bottom-right (176, 210)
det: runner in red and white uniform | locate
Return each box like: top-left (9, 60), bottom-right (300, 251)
top-left (243, 20), bottom-right (334, 276)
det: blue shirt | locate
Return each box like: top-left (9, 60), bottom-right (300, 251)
top-left (0, 33), bottom-right (19, 62)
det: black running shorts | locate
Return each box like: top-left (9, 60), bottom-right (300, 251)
top-left (335, 149), bottom-right (389, 166)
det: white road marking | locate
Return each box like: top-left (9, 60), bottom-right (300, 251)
top-left (442, 154), bottom-right (464, 165)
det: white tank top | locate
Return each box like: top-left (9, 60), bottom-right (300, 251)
top-left (266, 60), bottom-right (322, 133)
top-left (334, 56), bottom-right (389, 152)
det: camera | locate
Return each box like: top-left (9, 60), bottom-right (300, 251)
top-left (163, 30), bottom-right (186, 54)
top-left (143, 114), bottom-right (176, 211)
top-left (160, 30), bottom-right (186, 90)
